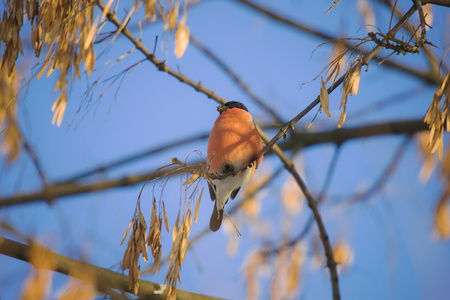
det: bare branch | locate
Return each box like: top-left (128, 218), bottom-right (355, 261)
top-left (62, 132), bottom-right (208, 182)
top-left (0, 163), bottom-right (204, 207)
top-left (96, 0), bottom-right (229, 106)
top-left (421, 0), bottom-right (450, 8)
top-left (0, 236), bottom-right (221, 300)
top-left (0, 120), bottom-right (426, 208)
top-left (235, 0), bottom-right (439, 84)
top-left (189, 35), bottom-right (283, 123)
top-left (278, 119), bottom-right (427, 151)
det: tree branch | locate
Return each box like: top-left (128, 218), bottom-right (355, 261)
top-left (189, 35), bottom-right (283, 123)
top-left (235, 0), bottom-right (440, 84)
top-left (278, 119), bottom-right (427, 150)
top-left (0, 120), bottom-right (426, 208)
top-left (0, 163), bottom-right (204, 207)
top-left (421, 0), bottom-right (450, 8)
top-left (0, 236), bottom-right (220, 300)
top-left (96, 0), bottom-right (229, 106)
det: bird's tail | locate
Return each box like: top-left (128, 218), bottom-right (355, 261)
top-left (209, 202), bottom-right (224, 231)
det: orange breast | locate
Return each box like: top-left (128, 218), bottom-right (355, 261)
top-left (207, 108), bottom-right (263, 173)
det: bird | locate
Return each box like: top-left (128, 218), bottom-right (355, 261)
top-left (207, 101), bottom-right (263, 231)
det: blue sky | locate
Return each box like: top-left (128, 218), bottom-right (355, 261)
top-left (1, 0), bottom-right (450, 299)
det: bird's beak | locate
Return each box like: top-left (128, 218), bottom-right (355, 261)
top-left (217, 104), bottom-right (227, 113)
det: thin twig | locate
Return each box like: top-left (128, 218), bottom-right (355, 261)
top-left (235, 0), bottom-right (439, 84)
top-left (61, 132), bottom-right (208, 182)
top-left (189, 34), bottom-right (283, 123)
top-left (413, 0), bottom-right (427, 46)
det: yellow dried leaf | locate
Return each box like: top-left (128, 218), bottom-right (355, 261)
top-left (173, 211), bottom-right (180, 242)
top-left (333, 239), bottom-right (353, 268)
top-left (281, 176), bottom-right (304, 215)
top-left (138, 205), bottom-right (147, 230)
top-left (179, 235), bottom-right (188, 264)
top-left (194, 187), bottom-right (203, 223)
top-left (51, 93), bottom-right (67, 127)
top-left (145, 0), bottom-right (156, 22)
top-left (182, 173), bottom-right (198, 186)
top-left (101, 0), bottom-right (115, 21)
top-left (435, 197), bottom-right (450, 239)
top-left (162, 200), bottom-right (169, 232)
top-left (58, 263), bottom-right (98, 300)
top-left (320, 76), bottom-right (330, 117)
top-left (287, 247), bottom-right (303, 294)
top-left (337, 107), bottom-right (346, 128)
top-left (85, 49), bottom-right (95, 77)
top-left (419, 154), bottom-right (437, 183)
top-left (21, 243), bottom-right (58, 300)
top-left (348, 59), bottom-right (362, 96)
top-left (339, 80), bottom-right (348, 109)
top-left (36, 51), bottom-right (53, 80)
top-left (174, 15), bottom-right (189, 58)
top-left (58, 278), bottom-right (97, 300)
top-left (84, 15), bottom-right (99, 50)
top-left (120, 220), bottom-right (133, 245)
top-left (168, 2), bottom-right (179, 34)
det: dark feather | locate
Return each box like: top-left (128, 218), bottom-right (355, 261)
top-left (230, 187), bottom-right (241, 200)
top-left (208, 182), bottom-right (216, 201)
top-left (209, 203), bottom-right (224, 232)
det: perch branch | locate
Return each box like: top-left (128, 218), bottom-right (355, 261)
top-left (0, 236), bottom-right (220, 300)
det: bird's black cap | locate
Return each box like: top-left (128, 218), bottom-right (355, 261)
top-left (217, 101), bottom-right (248, 114)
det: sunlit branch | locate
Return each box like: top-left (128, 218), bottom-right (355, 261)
top-left (261, 147), bottom-right (342, 257)
top-left (189, 35), bottom-right (284, 123)
top-left (0, 236), bottom-right (220, 300)
top-left (278, 119), bottom-right (427, 151)
top-left (61, 132), bottom-right (209, 182)
top-left (0, 119), bottom-right (426, 208)
top-left (0, 163), bottom-right (204, 207)
top-left (377, 0), bottom-right (442, 83)
top-left (261, 5), bottom-right (418, 158)
top-left (255, 7), bottom-right (418, 300)
top-left (96, 0), bottom-right (229, 106)
top-left (421, 0), bottom-right (450, 8)
top-left (235, 0), bottom-right (440, 84)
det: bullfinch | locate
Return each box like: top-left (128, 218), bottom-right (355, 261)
top-left (207, 101), bottom-right (263, 231)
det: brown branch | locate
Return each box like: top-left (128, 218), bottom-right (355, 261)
top-left (413, 0), bottom-right (427, 47)
top-left (421, 0), bottom-right (450, 8)
top-left (0, 236), bottom-right (220, 300)
top-left (62, 132), bottom-right (209, 182)
top-left (261, 147), bottom-right (342, 257)
top-left (0, 120), bottom-right (426, 207)
top-left (235, 0), bottom-right (440, 84)
top-left (0, 163), bottom-right (204, 207)
top-left (13, 5), bottom-right (418, 299)
top-left (189, 35), bottom-right (283, 123)
top-left (278, 119), bottom-right (427, 151)
top-left (261, 5), bottom-right (418, 159)
top-left (96, 0), bottom-right (228, 106)
top-left (254, 8), bottom-right (417, 299)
